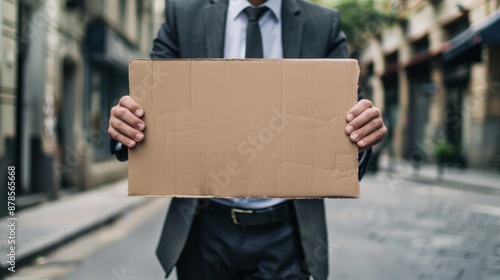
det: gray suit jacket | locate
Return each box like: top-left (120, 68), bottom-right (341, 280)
top-left (151, 0), bottom-right (361, 279)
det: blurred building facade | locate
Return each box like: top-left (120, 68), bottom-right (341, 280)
top-left (360, 0), bottom-right (500, 169)
top-left (0, 1), bottom-right (19, 215)
top-left (0, 0), bottom-right (164, 214)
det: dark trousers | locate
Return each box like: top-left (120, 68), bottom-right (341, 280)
top-left (176, 202), bottom-right (310, 280)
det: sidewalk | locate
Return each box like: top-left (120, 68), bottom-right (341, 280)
top-left (378, 154), bottom-right (500, 194)
top-left (0, 179), bottom-right (151, 272)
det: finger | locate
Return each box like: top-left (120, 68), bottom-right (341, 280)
top-left (108, 126), bottom-right (137, 148)
top-left (348, 118), bottom-right (383, 143)
top-left (346, 106), bottom-right (381, 134)
top-left (356, 126), bottom-right (387, 150)
top-left (112, 105), bottom-right (145, 132)
top-left (119, 96), bottom-right (144, 117)
top-left (346, 99), bottom-right (373, 122)
top-left (110, 116), bottom-right (144, 143)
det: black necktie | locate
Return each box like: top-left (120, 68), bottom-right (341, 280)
top-left (244, 6), bottom-right (269, 58)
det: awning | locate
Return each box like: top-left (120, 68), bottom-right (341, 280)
top-left (443, 10), bottom-right (500, 62)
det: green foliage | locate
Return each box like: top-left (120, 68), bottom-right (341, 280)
top-left (434, 140), bottom-right (455, 159)
top-left (311, 0), bottom-right (397, 54)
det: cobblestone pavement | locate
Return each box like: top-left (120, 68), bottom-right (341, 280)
top-left (327, 173), bottom-right (500, 280)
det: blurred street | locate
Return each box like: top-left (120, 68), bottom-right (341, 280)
top-left (1, 0), bottom-right (500, 279)
top-left (6, 170), bottom-right (500, 280)
top-left (328, 173), bottom-right (500, 280)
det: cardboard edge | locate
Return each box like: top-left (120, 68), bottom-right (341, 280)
top-left (353, 59), bottom-right (361, 199)
top-left (127, 59), bottom-right (362, 199)
top-left (125, 194), bottom-right (360, 199)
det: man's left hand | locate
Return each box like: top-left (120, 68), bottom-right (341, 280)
top-left (345, 99), bottom-right (387, 152)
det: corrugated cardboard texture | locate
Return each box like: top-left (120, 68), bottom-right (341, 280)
top-left (128, 59), bottom-right (360, 198)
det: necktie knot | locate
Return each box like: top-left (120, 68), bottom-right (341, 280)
top-left (244, 6), bottom-right (269, 22)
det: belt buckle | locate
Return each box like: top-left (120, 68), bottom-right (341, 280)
top-left (230, 208), bottom-right (253, 225)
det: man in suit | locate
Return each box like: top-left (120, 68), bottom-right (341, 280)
top-left (108, 0), bottom-right (387, 279)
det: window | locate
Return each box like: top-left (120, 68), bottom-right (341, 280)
top-left (385, 51), bottom-right (399, 66)
top-left (366, 62), bottom-right (374, 76)
top-left (384, 51), bottom-right (399, 75)
top-left (444, 16), bottom-right (469, 40)
top-left (411, 36), bottom-right (429, 55)
top-left (66, 0), bottom-right (82, 9)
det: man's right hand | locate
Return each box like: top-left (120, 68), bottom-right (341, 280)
top-left (108, 96), bottom-right (146, 148)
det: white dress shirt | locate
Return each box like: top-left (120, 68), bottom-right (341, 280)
top-left (224, 0), bottom-right (283, 59)
top-left (212, 0), bottom-right (286, 210)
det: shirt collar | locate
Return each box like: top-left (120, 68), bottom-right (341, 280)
top-left (229, 0), bottom-right (282, 22)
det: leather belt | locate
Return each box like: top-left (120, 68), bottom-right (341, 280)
top-left (206, 201), bottom-right (291, 226)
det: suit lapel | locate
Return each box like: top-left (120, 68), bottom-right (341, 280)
top-left (282, 0), bottom-right (304, 58)
top-left (203, 0), bottom-right (229, 58)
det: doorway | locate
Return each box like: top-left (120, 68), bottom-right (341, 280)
top-left (57, 58), bottom-right (77, 189)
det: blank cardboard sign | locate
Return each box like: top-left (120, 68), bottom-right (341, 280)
top-left (128, 59), bottom-right (360, 198)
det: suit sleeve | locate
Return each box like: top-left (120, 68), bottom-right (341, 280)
top-left (150, 0), bottom-right (180, 59)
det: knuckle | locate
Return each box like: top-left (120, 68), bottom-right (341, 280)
top-left (114, 119), bottom-right (125, 130)
top-left (351, 119), bottom-right (361, 129)
top-left (116, 107), bottom-right (127, 118)
top-left (363, 99), bottom-right (373, 107)
top-left (372, 118), bottom-right (382, 127)
top-left (119, 96), bottom-right (130, 105)
top-left (116, 121), bottom-right (135, 138)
